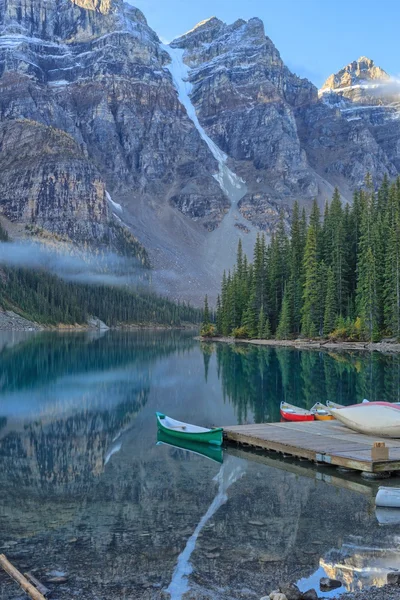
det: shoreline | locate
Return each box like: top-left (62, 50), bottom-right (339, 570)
top-left (0, 309), bottom-right (199, 333)
top-left (334, 585), bottom-right (399, 600)
top-left (198, 336), bottom-right (400, 354)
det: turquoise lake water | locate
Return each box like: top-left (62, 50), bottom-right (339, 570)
top-left (1, 330), bottom-right (400, 599)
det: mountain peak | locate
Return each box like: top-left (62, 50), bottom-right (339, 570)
top-left (70, 0), bottom-right (114, 13)
top-left (182, 16), bottom-right (223, 36)
top-left (321, 56), bottom-right (390, 91)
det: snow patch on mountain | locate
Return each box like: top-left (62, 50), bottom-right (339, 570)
top-left (106, 191), bottom-right (122, 213)
top-left (160, 43), bottom-right (245, 197)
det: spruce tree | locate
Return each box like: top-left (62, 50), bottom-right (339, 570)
top-left (263, 318), bottom-right (272, 340)
top-left (301, 225), bottom-right (319, 338)
top-left (216, 295), bottom-right (223, 334)
top-left (257, 306), bottom-right (266, 339)
top-left (289, 201), bottom-right (305, 334)
top-left (203, 295), bottom-right (210, 326)
top-left (324, 267), bottom-right (337, 336)
top-left (276, 286), bottom-right (292, 339)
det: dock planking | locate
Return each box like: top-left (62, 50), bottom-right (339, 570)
top-left (223, 420), bottom-right (400, 473)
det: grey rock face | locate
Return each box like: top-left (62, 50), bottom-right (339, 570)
top-left (171, 17), bottom-right (320, 225)
top-left (317, 57), bottom-right (400, 179)
top-left (322, 56), bottom-right (390, 94)
top-left (0, 0), bottom-right (227, 247)
top-left (1, 4), bottom-right (400, 302)
top-left (0, 119), bottom-right (110, 242)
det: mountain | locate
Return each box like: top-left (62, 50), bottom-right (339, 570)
top-left (0, 1), bottom-right (399, 303)
top-left (319, 56), bottom-right (400, 175)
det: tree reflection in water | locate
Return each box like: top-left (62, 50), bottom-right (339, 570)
top-left (212, 343), bottom-right (400, 423)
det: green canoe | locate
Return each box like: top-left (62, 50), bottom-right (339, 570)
top-left (157, 430), bottom-right (223, 463)
top-left (156, 412), bottom-right (223, 446)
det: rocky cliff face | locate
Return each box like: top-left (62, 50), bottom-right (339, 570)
top-left (0, 3), bottom-right (400, 302)
top-left (171, 17), bottom-right (320, 226)
top-left (0, 119), bottom-right (110, 241)
top-left (0, 0), bottom-right (227, 255)
top-left (318, 57), bottom-right (400, 176)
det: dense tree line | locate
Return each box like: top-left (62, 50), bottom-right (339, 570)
top-left (0, 220), bottom-right (201, 326)
top-left (0, 266), bottom-right (202, 327)
top-left (207, 176), bottom-right (400, 342)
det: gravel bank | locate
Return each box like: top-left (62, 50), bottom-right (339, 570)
top-left (201, 336), bottom-right (400, 354)
top-left (0, 309), bottom-right (42, 331)
top-left (335, 584), bottom-right (399, 600)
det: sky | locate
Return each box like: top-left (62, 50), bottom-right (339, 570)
top-left (129, 0), bottom-right (399, 87)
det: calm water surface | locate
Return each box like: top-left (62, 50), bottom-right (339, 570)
top-left (1, 330), bottom-right (400, 600)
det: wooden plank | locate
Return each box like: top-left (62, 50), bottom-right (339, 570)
top-left (225, 430), bottom-right (317, 460)
top-left (223, 420), bottom-right (400, 473)
top-left (276, 421), bottom-right (400, 448)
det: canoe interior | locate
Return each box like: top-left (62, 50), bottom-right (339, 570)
top-left (158, 413), bottom-right (214, 434)
top-left (156, 413), bottom-right (223, 446)
top-left (281, 402), bottom-right (313, 416)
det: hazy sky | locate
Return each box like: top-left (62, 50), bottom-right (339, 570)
top-left (129, 0), bottom-right (399, 87)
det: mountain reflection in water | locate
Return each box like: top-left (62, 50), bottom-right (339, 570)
top-left (1, 331), bottom-right (400, 599)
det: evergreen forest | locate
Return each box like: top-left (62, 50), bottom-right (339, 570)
top-left (0, 224), bottom-right (201, 327)
top-left (206, 176), bottom-right (400, 342)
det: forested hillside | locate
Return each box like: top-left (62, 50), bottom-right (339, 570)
top-left (208, 176), bottom-right (400, 342)
top-left (0, 224), bottom-right (201, 327)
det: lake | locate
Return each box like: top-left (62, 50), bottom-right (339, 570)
top-left (1, 330), bottom-right (400, 600)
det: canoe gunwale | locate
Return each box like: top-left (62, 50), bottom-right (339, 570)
top-left (280, 401), bottom-right (315, 422)
top-left (156, 413), bottom-right (223, 446)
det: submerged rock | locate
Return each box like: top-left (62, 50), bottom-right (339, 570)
top-left (301, 590), bottom-right (318, 600)
top-left (387, 572), bottom-right (400, 584)
top-left (320, 576), bottom-right (342, 590)
top-left (279, 583), bottom-right (302, 600)
top-left (269, 593), bottom-right (288, 600)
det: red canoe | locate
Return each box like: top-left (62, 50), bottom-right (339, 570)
top-left (280, 402), bottom-right (315, 422)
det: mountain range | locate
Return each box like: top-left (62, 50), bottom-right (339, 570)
top-left (0, 0), bottom-right (399, 303)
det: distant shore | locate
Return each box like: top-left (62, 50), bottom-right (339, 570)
top-left (198, 335), bottom-right (400, 354)
top-left (0, 309), bottom-right (198, 333)
top-left (335, 584), bottom-right (399, 600)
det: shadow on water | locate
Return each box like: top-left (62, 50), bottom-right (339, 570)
top-left (1, 332), bottom-right (400, 599)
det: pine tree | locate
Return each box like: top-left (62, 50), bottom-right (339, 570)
top-left (242, 289), bottom-right (258, 338)
top-left (358, 247), bottom-right (378, 340)
top-left (301, 225), bottom-right (319, 338)
top-left (289, 201), bottom-right (305, 334)
top-left (263, 318), bottom-right (272, 340)
top-left (203, 295), bottom-right (210, 326)
top-left (309, 199), bottom-right (322, 260)
top-left (216, 295), bottom-right (223, 334)
top-left (257, 306), bottom-right (266, 339)
top-left (384, 192), bottom-right (400, 338)
top-left (324, 267), bottom-right (337, 336)
top-left (276, 286), bottom-right (291, 339)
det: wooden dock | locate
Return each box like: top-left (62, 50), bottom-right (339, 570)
top-left (223, 420), bottom-right (400, 474)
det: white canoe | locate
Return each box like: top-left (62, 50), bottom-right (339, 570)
top-left (326, 401), bottom-right (344, 409)
top-left (376, 487), bottom-right (400, 508)
top-left (375, 507), bottom-right (400, 525)
top-left (329, 402), bottom-right (400, 438)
